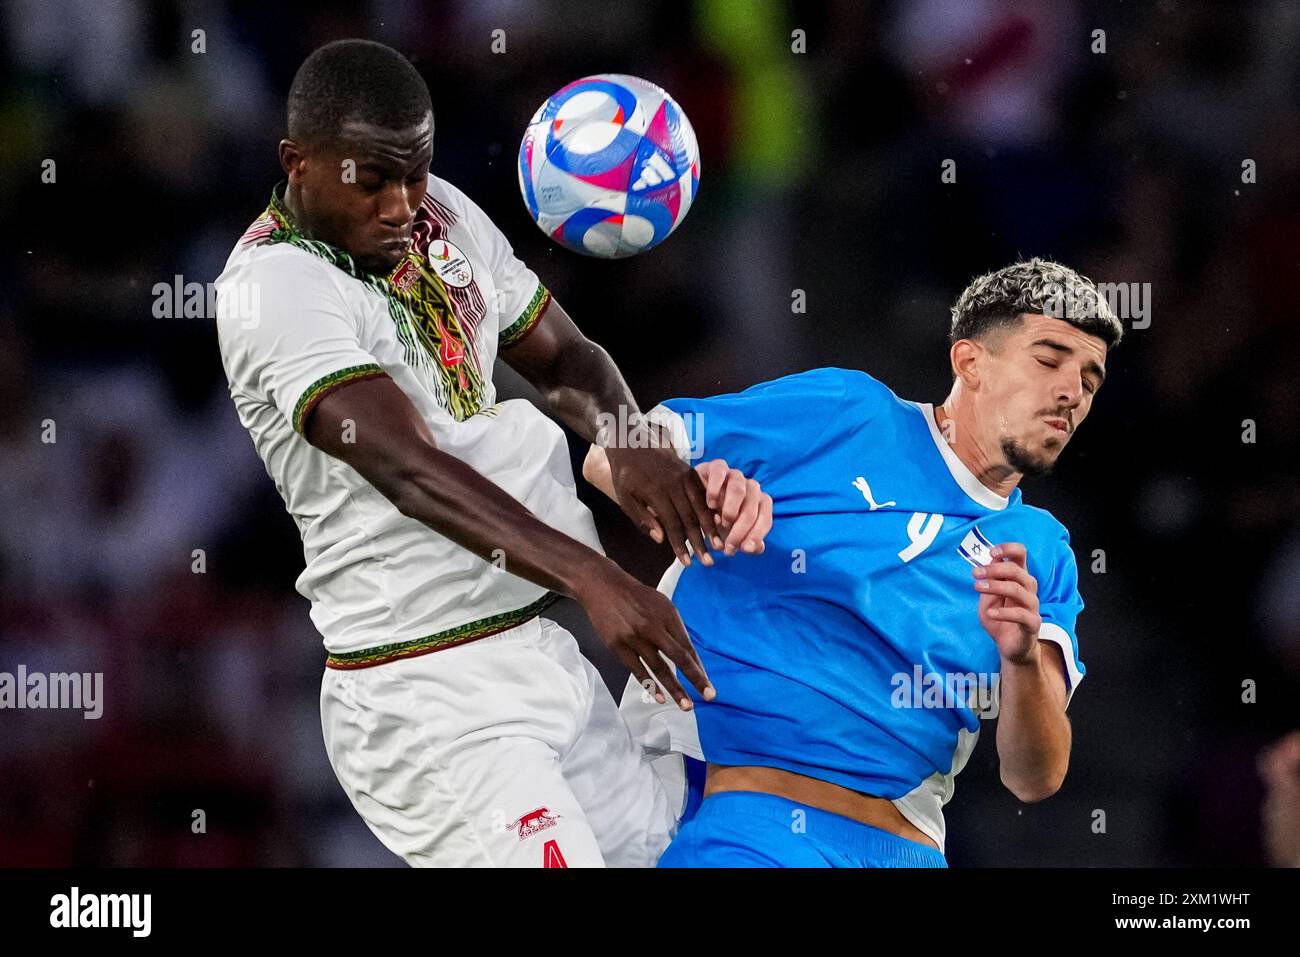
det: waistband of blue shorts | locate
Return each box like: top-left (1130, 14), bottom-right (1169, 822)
top-left (696, 790), bottom-right (947, 867)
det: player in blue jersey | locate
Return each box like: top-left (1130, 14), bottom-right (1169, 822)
top-left (584, 258), bottom-right (1122, 867)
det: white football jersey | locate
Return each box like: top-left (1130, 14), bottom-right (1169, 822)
top-left (215, 174), bottom-right (603, 664)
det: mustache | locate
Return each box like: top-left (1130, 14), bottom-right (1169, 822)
top-left (1040, 410), bottom-right (1075, 432)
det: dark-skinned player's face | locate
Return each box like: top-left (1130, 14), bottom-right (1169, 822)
top-left (974, 314), bottom-right (1108, 476)
top-left (281, 114), bottom-right (433, 275)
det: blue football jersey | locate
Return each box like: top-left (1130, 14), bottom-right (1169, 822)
top-left (640, 367), bottom-right (1085, 847)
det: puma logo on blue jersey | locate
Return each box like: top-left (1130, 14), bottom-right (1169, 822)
top-left (852, 475), bottom-right (897, 511)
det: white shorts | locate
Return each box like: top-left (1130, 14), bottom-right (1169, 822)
top-left (320, 616), bottom-right (677, 867)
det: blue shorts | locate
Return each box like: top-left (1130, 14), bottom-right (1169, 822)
top-left (658, 790), bottom-right (948, 868)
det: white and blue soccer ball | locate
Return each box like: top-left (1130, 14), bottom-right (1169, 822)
top-left (518, 74), bottom-right (700, 258)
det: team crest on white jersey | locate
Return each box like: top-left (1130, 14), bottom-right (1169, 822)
top-left (957, 526), bottom-right (995, 567)
top-left (427, 239), bottom-right (473, 288)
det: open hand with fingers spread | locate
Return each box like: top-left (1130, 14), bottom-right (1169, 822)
top-left (575, 560), bottom-right (715, 711)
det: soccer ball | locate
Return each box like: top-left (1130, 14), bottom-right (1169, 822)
top-left (518, 74), bottom-right (700, 258)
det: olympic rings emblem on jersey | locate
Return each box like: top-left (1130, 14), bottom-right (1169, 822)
top-left (426, 239), bottom-right (473, 288)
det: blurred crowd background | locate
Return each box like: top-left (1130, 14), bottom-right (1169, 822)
top-left (1, 0), bottom-right (1298, 866)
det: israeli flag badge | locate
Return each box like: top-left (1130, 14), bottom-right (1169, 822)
top-left (958, 526), bottom-right (996, 567)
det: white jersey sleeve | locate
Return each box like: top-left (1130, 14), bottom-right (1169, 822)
top-left (433, 179), bottom-right (551, 348)
top-left (217, 246), bottom-right (386, 434)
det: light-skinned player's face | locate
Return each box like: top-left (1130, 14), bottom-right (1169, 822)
top-left (281, 115), bottom-right (434, 274)
top-left (976, 313), bottom-right (1108, 476)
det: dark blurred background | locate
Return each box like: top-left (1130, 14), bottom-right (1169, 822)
top-left (1, 0), bottom-right (1297, 866)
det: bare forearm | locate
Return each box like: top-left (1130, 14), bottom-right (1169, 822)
top-left (538, 336), bottom-right (638, 443)
top-left (502, 301), bottom-right (721, 564)
top-left (304, 374), bottom-right (625, 604)
top-left (995, 647), bottom-right (1072, 802)
top-left (503, 298), bottom-right (640, 444)
top-left (379, 443), bottom-right (614, 600)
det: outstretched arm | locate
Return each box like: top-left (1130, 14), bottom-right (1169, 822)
top-left (302, 373), bottom-right (714, 709)
top-left (497, 295), bottom-right (630, 444)
top-left (501, 297), bottom-right (722, 567)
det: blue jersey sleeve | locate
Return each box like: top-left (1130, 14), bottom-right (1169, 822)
top-left (1036, 530), bottom-right (1087, 706)
top-left (659, 368), bottom-right (869, 485)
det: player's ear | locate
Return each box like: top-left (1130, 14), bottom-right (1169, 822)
top-left (279, 138), bottom-right (306, 179)
top-left (950, 338), bottom-right (983, 390)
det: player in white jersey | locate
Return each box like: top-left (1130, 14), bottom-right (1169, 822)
top-left (214, 39), bottom-right (772, 867)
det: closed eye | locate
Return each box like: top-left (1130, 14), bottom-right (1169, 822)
top-left (1039, 356), bottom-right (1098, 394)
